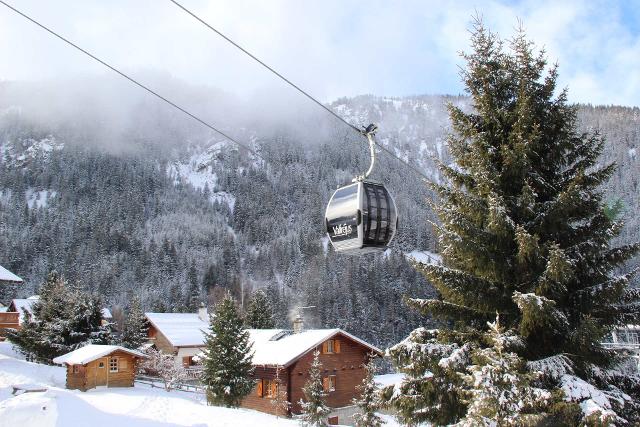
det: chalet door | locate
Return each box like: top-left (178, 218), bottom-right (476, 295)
top-left (95, 357), bottom-right (108, 386)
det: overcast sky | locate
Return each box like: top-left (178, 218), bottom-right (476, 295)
top-left (0, 0), bottom-right (638, 107)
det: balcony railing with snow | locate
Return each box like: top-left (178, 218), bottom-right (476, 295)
top-left (601, 341), bottom-right (640, 350)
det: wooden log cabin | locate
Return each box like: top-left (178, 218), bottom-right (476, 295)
top-left (0, 265), bottom-right (24, 339)
top-left (242, 328), bottom-right (382, 421)
top-left (52, 345), bottom-right (147, 391)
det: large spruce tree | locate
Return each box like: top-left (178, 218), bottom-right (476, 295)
top-left (202, 292), bottom-right (255, 407)
top-left (383, 20), bottom-right (639, 425)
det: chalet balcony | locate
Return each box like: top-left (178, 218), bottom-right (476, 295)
top-left (601, 341), bottom-right (640, 351)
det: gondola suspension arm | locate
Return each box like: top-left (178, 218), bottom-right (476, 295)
top-left (353, 123), bottom-right (378, 182)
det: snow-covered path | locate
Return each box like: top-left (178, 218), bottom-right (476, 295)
top-left (0, 342), bottom-right (298, 426)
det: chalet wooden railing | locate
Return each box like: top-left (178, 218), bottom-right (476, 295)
top-left (185, 366), bottom-right (204, 380)
top-left (0, 312), bottom-right (20, 338)
top-left (135, 374), bottom-right (205, 393)
top-left (601, 342), bottom-right (640, 350)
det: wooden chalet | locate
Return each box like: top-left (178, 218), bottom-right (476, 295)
top-left (242, 328), bottom-right (382, 420)
top-left (0, 265), bottom-right (23, 337)
top-left (53, 345), bottom-right (147, 391)
top-left (145, 309), bottom-right (208, 368)
top-left (145, 309), bottom-right (382, 424)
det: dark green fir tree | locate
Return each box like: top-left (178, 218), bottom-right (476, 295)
top-left (383, 19), bottom-right (640, 425)
top-left (120, 296), bottom-right (148, 349)
top-left (8, 271), bottom-right (106, 363)
top-left (244, 289), bottom-right (275, 329)
top-left (202, 292), bottom-right (254, 407)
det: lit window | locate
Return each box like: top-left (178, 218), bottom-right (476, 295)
top-left (109, 357), bottom-right (118, 372)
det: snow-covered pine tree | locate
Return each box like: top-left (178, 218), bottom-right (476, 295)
top-left (121, 296), bottom-right (148, 349)
top-left (299, 350), bottom-right (331, 427)
top-left (186, 262), bottom-right (201, 312)
top-left (352, 356), bottom-right (384, 427)
top-left (383, 19), bottom-right (640, 425)
top-left (7, 271), bottom-right (105, 362)
top-left (455, 314), bottom-right (554, 426)
top-left (202, 292), bottom-right (254, 407)
top-left (244, 289), bottom-right (275, 329)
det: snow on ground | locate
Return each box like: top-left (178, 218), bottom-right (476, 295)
top-left (168, 145), bottom-right (236, 211)
top-left (0, 342), bottom-right (298, 427)
top-left (26, 189), bottom-right (57, 209)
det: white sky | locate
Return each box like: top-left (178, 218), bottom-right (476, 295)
top-left (0, 0), bottom-right (638, 107)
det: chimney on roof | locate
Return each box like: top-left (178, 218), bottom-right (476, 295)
top-left (198, 303), bottom-right (208, 322)
top-left (293, 313), bottom-right (304, 334)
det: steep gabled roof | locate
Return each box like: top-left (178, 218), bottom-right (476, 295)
top-left (249, 328), bottom-right (382, 367)
top-left (144, 312), bottom-right (382, 366)
top-left (0, 265), bottom-right (23, 283)
top-left (53, 344), bottom-right (147, 365)
top-left (145, 312), bottom-right (208, 347)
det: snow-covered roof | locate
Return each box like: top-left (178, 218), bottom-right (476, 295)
top-left (52, 344), bottom-right (147, 365)
top-left (145, 312), bottom-right (381, 366)
top-left (0, 265), bottom-right (23, 283)
top-left (10, 297), bottom-right (39, 323)
top-left (145, 312), bottom-right (208, 347)
top-left (249, 328), bottom-right (382, 367)
top-left (101, 308), bottom-right (113, 319)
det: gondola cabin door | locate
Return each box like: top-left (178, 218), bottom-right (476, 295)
top-left (325, 183), bottom-right (361, 253)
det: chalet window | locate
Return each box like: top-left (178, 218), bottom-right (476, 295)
top-left (265, 379), bottom-right (278, 398)
top-left (323, 375), bottom-right (336, 392)
top-left (322, 339), bottom-right (341, 354)
top-left (109, 357), bottom-right (118, 373)
top-left (73, 365), bottom-right (80, 374)
top-left (182, 356), bottom-right (193, 367)
top-left (98, 362), bottom-right (105, 368)
top-left (257, 379), bottom-right (279, 398)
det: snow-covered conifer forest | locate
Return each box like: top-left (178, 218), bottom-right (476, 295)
top-left (0, 76), bottom-right (638, 351)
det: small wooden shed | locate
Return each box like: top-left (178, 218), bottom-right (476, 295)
top-left (53, 344), bottom-right (147, 391)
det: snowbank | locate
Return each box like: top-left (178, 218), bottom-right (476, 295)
top-left (0, 342), bottom-right (298, 426)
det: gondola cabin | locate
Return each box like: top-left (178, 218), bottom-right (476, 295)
top-left (52, 344), bottom-right (147, 391)
top-left (325, 180), bottom-right (398, 254)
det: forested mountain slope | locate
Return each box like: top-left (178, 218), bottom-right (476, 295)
top-left (0, 79), bottom-right (637, 348)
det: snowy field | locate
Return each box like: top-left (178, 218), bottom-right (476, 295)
top-left (0, 342), bottom-right (402, 426)
top-left (0, 342), bottom-right (299, 427)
